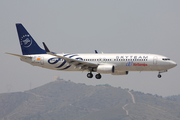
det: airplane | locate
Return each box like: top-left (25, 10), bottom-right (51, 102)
top-left (6, 23), bottom-right (177, 79)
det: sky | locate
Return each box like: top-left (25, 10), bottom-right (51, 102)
top-left (0, 0), bottom-right (179, 97)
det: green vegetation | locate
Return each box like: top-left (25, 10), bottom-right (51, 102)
top-left (0, 79), bottom-right (180, 120)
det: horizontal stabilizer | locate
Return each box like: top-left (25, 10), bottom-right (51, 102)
top-left (5, 52), bottom-right (32, 58)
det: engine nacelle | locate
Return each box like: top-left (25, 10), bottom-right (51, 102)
top-left (111, 71), bottom-right (128, 75)
top-left (97, 65), bottom-right (114, 74)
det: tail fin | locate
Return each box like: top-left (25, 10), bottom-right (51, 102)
top-left (16, 23), bottom-right (46, 55)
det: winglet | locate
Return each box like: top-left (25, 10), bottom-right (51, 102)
top-left (95, 50), bottom-right (98, 54)
top-left (42, 42), bottom-right (50, 52)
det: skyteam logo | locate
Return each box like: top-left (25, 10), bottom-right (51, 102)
top-left (48, 54), bottom-right (83, 70)
top-left (48, 57), bottom-right (61, 64)
top-left (20, 34), bottom-right (32, 48)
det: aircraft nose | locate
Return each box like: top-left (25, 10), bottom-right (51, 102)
top-left (169, 61), bottom-right (177, 68)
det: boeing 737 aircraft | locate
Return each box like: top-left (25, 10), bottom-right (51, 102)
top-left (6, 24), bottom-right (177, 79)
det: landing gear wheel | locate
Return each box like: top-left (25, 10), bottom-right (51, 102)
top-left (95, 74), bottom-right (102, 79)
top-left (87, 73), bottom-right (93, 78)
top-left (158, 74), bottom-right (161, 78)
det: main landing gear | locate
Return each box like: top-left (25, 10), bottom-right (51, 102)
top-left (87, 73), bottom-right (102, 79)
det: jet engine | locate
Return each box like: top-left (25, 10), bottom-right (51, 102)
top-left (97, 64), bottom-right (114, 74)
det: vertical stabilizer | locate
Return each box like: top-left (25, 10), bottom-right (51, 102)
top-left (16, 23), bottom-right (46, 55)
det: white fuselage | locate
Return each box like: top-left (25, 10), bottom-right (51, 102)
top-left (20, 53), bottom-right (177, 73)
top-left (8, 23), bottom-right (177, 79)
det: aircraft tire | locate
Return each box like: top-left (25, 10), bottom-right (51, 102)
top-left (158, 74), bottom-right (161, 78)
top-left (95, 74), bottom-right (102, 79)
top-left (87, 73), bottom-right (93, 78)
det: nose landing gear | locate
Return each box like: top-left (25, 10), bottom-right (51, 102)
top-left (158, 74), bottom-right (162, 78)
top-left (157, 70), bottom-right (167, 78)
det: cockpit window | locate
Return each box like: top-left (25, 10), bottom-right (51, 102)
top-left (162, 58), bottom-right (170, 61)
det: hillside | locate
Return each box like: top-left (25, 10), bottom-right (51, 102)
top-left (166, 94), bottom-right (180, 104)
top-left (0, 79), bottom-right (180, 120)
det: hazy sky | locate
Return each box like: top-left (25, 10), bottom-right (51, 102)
top-left (0, 0), bottom-right (179, 97)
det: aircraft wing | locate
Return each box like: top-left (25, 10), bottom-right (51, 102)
top-left (42, 42), bottom-right (98, 70)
